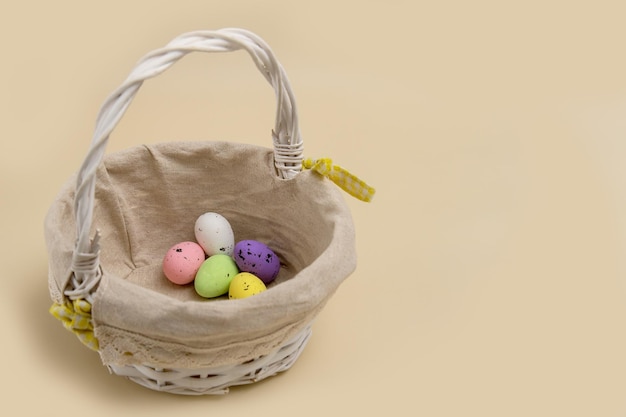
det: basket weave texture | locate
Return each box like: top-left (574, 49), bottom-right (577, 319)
top-left (44, 29), bottom-right (357, 394)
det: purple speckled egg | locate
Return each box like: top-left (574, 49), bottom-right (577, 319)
top-left (233, 240), bottom-right (280, 284)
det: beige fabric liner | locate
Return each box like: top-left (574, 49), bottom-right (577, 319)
top-left (45, 141), bottom-right (356, 369)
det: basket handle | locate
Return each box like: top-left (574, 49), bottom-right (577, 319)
top-left (67, 29), bottom-right (303, 300)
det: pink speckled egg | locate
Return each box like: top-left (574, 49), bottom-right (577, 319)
top-left (162, 241), bottom-right (206, 285)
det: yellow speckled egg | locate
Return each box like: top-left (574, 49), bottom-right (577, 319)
top-left (228, 272), bottom-right (267, 299)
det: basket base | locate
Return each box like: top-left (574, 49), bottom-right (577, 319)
top-left (107, 325), bottom-right (312, 395)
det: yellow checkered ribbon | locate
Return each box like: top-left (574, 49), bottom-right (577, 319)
top-left (49, 299), bottom-right (99, 351)
top-left (302, 158), bottom-right (376, 202)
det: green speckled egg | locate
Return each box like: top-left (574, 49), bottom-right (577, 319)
top-left (194, 255), bottom-right (239, 298)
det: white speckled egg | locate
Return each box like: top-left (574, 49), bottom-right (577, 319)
top-left (194, 212), bottom-right (235, 256)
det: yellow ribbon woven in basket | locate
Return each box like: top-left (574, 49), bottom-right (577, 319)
top-left (302, 158), bottom-right (376, 202)
top-left (49, 299), bottom-right (99, 351)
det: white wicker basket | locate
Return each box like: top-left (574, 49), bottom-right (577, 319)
top-left (45, 28), bottom-right (362, 395)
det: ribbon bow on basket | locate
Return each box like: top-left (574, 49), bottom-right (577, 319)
top-left (302, 157), bottom-right (375, 202)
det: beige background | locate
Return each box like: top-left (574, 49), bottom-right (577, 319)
top-left (2, 0), bottom-right (626, 415)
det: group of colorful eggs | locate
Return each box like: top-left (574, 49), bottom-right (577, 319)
top-left (162, 212), bottom-right (280, 299)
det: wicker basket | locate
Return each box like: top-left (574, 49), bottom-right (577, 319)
top-left (45, 28), bottom-right (366, 395)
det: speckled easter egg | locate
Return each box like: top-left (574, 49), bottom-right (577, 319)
top-left (194, 212), bottom-right (235, 256)
top-left (233, 240), bottom-right (280, 284)
top-left (229, 272), bottom-right (267, 299)
top-left (194, 254), bottom-right (239, 298)
top-left (162, 241), bottom-right (206, 285)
